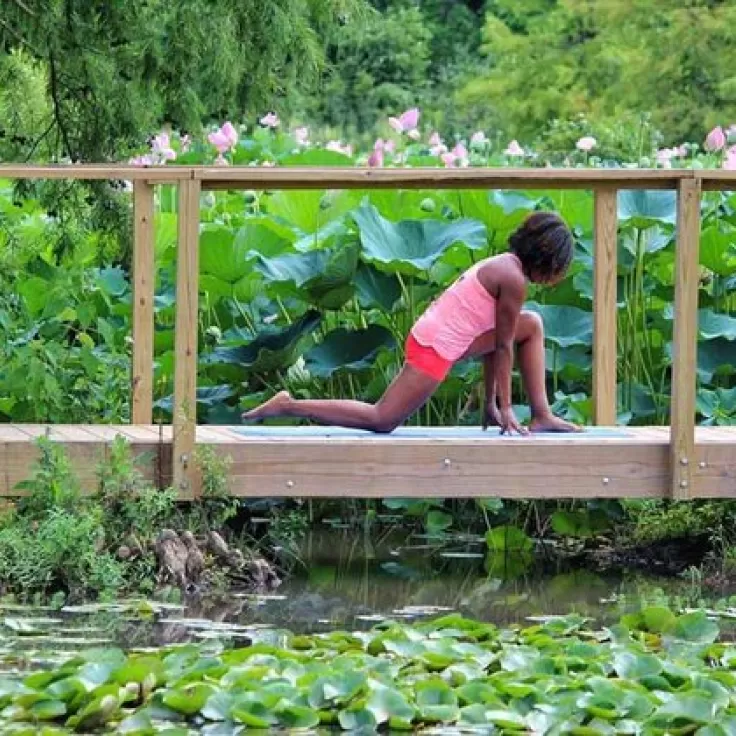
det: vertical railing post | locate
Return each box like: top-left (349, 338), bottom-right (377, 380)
top-left (131, 180), bottom-right (155, 424)
top-left (172, 178), bottom-right (201, 499)
top-left (593, 186), bottom-right (619, 425)
top-left (670, 177), bottom-right (701, 499)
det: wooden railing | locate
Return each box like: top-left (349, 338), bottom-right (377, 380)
top-left (1, 165), bottom-right (734, 500)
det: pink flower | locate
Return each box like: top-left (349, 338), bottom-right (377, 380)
top-left (294, 127), bottom-right (309, 145)
top-left (429, 131), bottom-right (442, 147)
top-left (367, 148), bottom-right (384, 167)
top-left (129, 154), bottom-right (154, 167)
top-left (383, 139), bottom-right (396, 154)
top-left (407, 129), bottom-right (420, 141)
top-left (656, 148), bottom-right (675, 168)
top-left (452, 142), bottom-right (469, 167)
top-left (388, 107), bottom-right (420, 134)
top-left (576, 136), bottom-right (597, 152)
top-left (470, 131), bottom-right (488, 146)
top-left (441, 152), bottom-right (456, 168)
top-left (260, 112), bottom-right (280, 128)
top-left (705, 126), bottom-right (726, 152)
top-left (430, 143), bottom-right (448, 157)
top-left (504, 140), bottom-right (524, 156)
top-left (151, 132), bottom-right (176, 162)
top-left (723, 146), bottom-right (736, 170)
top-left (675, 144), bottom-right (689, 157)
top-left (214, 153), bottom-right (229, 167)
top-left (208, 122), bottom-right (238, 154)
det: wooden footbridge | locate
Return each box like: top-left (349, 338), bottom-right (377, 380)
top-left (0, 165), bottom-right (734, 500)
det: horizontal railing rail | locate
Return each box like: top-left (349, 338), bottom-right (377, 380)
top-left (1, 165), bottom-right (731, 498)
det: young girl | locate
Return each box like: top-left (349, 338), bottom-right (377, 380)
top-left (243, 211), bottom-right (581, 435)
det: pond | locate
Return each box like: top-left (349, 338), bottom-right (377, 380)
top-left (0, 527), bottom-right (725, 680)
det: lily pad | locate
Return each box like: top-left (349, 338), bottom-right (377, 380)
top-left (305, 325), bottom-right (396, 378)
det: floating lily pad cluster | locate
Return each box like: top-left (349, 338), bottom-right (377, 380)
top-left (2, 607), bottom-right (736, 734)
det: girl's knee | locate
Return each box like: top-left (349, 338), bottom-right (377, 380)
top-left (519, 310), bottom-right (544, 338)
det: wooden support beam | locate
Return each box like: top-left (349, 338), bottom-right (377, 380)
top-left (172, 179), bottom-right (201, 499)
top-left (131, 181), bottom-right (155, 424)
top-left (593, 187), bottom-right (618, 425)
top-left (670, 178), bottom-right (702, 499)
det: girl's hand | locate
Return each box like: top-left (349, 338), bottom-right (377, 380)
top-left (482, 402), bottom-right (503, 431)
top-left (498, 406), bottom-right (528, 436)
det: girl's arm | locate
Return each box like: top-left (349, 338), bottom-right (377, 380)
top-left (488, 281), bottom-right (526, 434)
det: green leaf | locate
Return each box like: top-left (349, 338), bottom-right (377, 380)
top-left (641, 606), bottom-right (677, 633)
top-left (485, 525), bottom-right (534, 554)
top-left (279, 149), bottom-right (354, 166)
top-left (612, 651), bottom-right (663, 679)
top-left (527, 302), bottom-right (593, 348)
top-left (365, 684), bottom-right (415, 725)
top-left (700, 226), bottom-right (736, 276)
top-left (670, 611), bottom-right (720, 644)
top-left (203, 310), bottom-right (321, 372)
top-left (304, 325), bottom-right (396, 379)
top-left (162, 683), bottom-right (215, 716)
top-left (425, 510), bottom-right (453, 534)
top-left (353, 202), bottom-right (487, 274)
top-left (201, 691), bottom-right (234, 721)
top-left (698, 309), bottom-right (736, 341)
top-left (618, 190), bottom-right (677, 229)
top-left (28, 698), bottom-right (67, 720)
top-left (354, 263), bottom-right (403, 311)
top-left (654, 694), bottom-right (715, 724)
top-left (276, 704), bottom-right (320, 729)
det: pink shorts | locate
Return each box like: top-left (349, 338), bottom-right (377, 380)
top-left (405, 334), bottom-right (453, 382)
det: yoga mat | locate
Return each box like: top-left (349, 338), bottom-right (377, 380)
top-left (234, 425), bottom-right (632, 439)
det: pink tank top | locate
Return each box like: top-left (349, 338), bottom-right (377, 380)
top-left (411, 260), bottom-right (496, 361)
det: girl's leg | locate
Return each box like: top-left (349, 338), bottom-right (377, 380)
top-left (463, 311), bottom-right (580, 432)
top-left (242, 364), bottom-right (440, 433)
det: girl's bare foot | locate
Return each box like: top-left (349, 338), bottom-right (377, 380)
top-left (529, 413), bottom-right (583, 433)
top-left (242, 390), bottom-right (292, 421)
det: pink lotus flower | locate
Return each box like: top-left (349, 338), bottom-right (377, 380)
top-left (151, 132), bottom-right (176, 161)
top-left (656, 148), bottom-right (675, 168)
top-left (260, 112), bottom-right (280, 128)
top-left (452, 142), bottom-right (469, 167)
top-left (441, 152), bottom-right (456, 168)
top-left (470, 131), bottom-right (488, 146)
top-left (294, 127), bottom-right (309, 145)
top-left (208, 122), bottom-right (238, 154)
top-left (129, 154), bottom-right (154, 167)
top-left (367, 148), bottom-right (384, 168)
top-left (705, 126), bottom-right (726, 152)
top-left (430, 143), bottom-right (448, 157)
top-left (723, 146), bottom-right (736, 170)
top-left (429, 132), bottom-right (442, 147)
top-left (576, 136), bottom-right (597, 152)
top-left (504, 140), bottom-right (524, 156)
top-left (383, 139), bottom-right (396, 154)
top-left (389, 108), bottom-right (420, 134)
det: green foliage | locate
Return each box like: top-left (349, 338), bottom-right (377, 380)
top-left (3, 608), bottom-right (736, 733)
top-left (465, 0), bottom-right (736, 145)
top-left (1, 0), bottom-right (369, 162)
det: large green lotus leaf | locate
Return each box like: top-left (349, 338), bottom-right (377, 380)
top-left (455, 190), bottom-right (537, 246)
top-left (266, 189), bottom-right (355, 233)
top-left (353, 203), bottom-right (487, 274)
top-left (700, 226), bottom-right (736, 276)
top-left (665, 337), bottom-right (736, 383)
top-left (354, 263), bottom-right (403, 312)
top-left (663, 306), bottom-right (736, 341)
top-left (365, 684), bottom-right (415, 725)
top-left (202, 310), bottom-right (321, 372)
top-left (544, 190), bottom-right (594, 235)
top-left (652, 693), bottom-right (716, 725)
top-left (255, 242), bottom-right (359, 309)
top-left (305, 325), bottom-right (396, 378)
top-left (526, 302), bottom-right (593, 348)
top-left (618, 190), bottom-right (677, 229)
top-left (279, 149), bottom-right (354, 166)
top-left (235, 219), bottom-right (295, 258)
top-left (199, 227), bottom-right (238, 282)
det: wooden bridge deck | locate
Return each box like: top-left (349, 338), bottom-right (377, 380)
top-left (2, 424), bottom-right (734, 500)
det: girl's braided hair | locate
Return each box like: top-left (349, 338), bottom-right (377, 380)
top-left (508, 211), bottom-right (574, 282)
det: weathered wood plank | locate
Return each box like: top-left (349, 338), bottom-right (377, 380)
top-left (172, 179), bottom-right (201, 500)
top-left (593, 187), bottom-right (618, 425)
top-left (195, 167), bottom-right (689, 191)
top-left (132, 181), bottom-right (156, 424)
top-left (670, 178), bottom-right (702, 499)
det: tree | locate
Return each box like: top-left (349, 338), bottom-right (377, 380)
top-left (0, 0), bottom-right (368, 162)
top-left (460, 0), bottom-right (736, 145)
